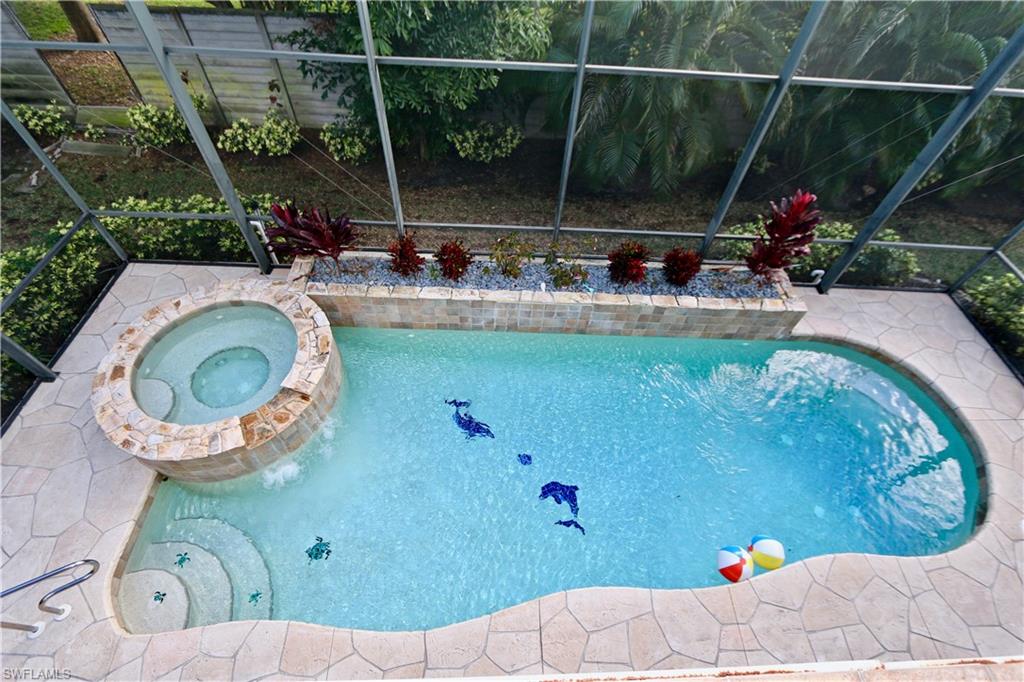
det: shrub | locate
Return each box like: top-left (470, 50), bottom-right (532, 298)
top-left (446, 123), bottom-right (523, 163)
top-left (321, 119), bottom-right (377, 165)
top-left (217, 109), bottom-right (299, 157)
top-left (13, 100), bottom-right (72, 139)
top-left (125, 93), bottom-right (208, 148)
top-left (746, 189), bottom-right (821, 277)
top-left (433, 240), bottom-right (473, 281)
top-left (662, 247), bottom-right (702, 287)
top-left (1, 223), bottom-right (104, 410)
top-left (490, 232), bottom-right (534, 278)
top-left (608, 240), bottom-right (650, 285)
top-left (266, 203), bottom-right (358, 273)
top-left (82, 123), bottom-right (106, 141)
top-left (545, 242), bottom-right (589, 289)
top-left (99, 194), bottom-right (272, 262)
top-left (387, 233), bottom-right (425, 276)
top-left (966, 274), bottom-right (1024, 356)
top-left (720, 221), bottom-right (919, 286)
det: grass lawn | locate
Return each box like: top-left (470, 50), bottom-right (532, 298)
top-left (10, 0), bottom-right (216, 40)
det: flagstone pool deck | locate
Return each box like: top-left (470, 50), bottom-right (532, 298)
top-left (1, 263), bottom-right (1022, 681)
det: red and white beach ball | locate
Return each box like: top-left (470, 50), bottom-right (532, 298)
top-left (717, 545), bottom-right (753, 583)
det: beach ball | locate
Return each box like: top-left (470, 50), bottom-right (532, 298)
top-left (717, 545), bottom-right (753, 583)
top-left (749, 535), bottom-right (786, 570)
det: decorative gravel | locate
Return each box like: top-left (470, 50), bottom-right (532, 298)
top-left (310, 257), bottom-right (780, 298)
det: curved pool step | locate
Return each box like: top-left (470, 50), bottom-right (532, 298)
top-left (135, 541), bottom-right (232, 627)
top-left (164, 517), bottom-right (273, 619)
top-left (118, 569), bottom-right (189, 634)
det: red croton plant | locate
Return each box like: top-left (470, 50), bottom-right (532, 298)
top-left (266, 203), bottom-right (358, 273)
top-left (746, 189), bottom-right (821, 278)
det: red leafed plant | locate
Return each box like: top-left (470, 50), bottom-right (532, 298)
top-left (387, 233), bottom-right (425, 276)
top-left (746, 189), bottom-right (821, 278)
top-left (662, 247), bottom-right (702, 287)
top-left (434, 239), bottom-right (473, 280)
top-left (608, 240), bottom-right (651, 284)
top-left (266, 203), bottom-right (358, 273)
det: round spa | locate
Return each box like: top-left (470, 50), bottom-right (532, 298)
top-left (91, 279), bottom-right (341, 482)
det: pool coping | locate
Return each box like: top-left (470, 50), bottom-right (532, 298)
top-left (1, 264), bottom-right (1021, 680)
top-left (88, 277), bottom-right (342, 482)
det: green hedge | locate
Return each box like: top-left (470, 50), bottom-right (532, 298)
top-left (965, 273), bottom-right (1024, 372)
top-left (719, 221), bottom-right (920, 286)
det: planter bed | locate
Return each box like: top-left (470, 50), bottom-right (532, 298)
top-left (290, 254), bottom-right (806, 340)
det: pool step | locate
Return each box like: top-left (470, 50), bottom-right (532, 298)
top-left (135, 541), bottom-right (232, 627)
top-left (118, 569), bottom-right (189, 634)
top-left (163, 517), bottom-right (273, 620)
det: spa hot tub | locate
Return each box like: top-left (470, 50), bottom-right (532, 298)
top-left (91, 278), bottom-right (341, 482)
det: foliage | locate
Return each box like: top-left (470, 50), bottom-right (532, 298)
top-left (321, 119), bottom-right (377, 165)
top-left (387, 233), bottom-right (425, 276)
top-left (490, 232), bottom-right (535, 279)
top-left (217, 108), bottom-right (299, 157)
top-left (548, 1), bottom-right (794, 195)
top-left (545, 242), bottom-right (589, 289)
top-left (966, 273), bottom-right (1024, 356)
top-left (746, 190), bottom-right (821, 277)
top-left (82, 123), bottom-right (106, 141)
top-left (607, 240), bottom-right (650, 284)
top-left (13, 100), bottom-right (72, 140)
top-left (0, 222), bottom-right (104, 409)
top-left (721, 221), bottom-right (919, 286)
top-left (662, 247), bottom-right (702, 287)
top-left (97, 194), bottom-right (274, 262)
top-left (266, 203), bottom-right (358, 272)
top-left (433, 239), bottom-right (473, 281)
top-left (447, 123), bottom-right (523, 163)
top-left (125, 92), bottom-right (208, 149)
top-left (285, 0), bottom-right (551, 159)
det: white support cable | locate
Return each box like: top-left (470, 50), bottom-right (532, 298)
top-left (285, 150), bottom-right (390, 221)
top-left (295, 131), bottom-right (394, 210)
top-left (900, 153), bottom-right (1024, 205)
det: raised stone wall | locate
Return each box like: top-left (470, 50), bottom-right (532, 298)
top-left (290, 257), bottom-right (807, 340)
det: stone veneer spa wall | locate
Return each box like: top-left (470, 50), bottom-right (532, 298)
top-left (289, 256), bottom-right (807, 339)
top-left (91, 278), bottom-right (342, 482)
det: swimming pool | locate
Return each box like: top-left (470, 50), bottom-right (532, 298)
top-left (120, 327), bottom-right (980, 632)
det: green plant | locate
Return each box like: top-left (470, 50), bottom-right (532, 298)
top-left (125, 92), bottom-right (208, 148)
top-left (217, 118), bottom-right (257, 153)
top-left (608, 240), bottom-right (651, 284)
top-left (663, 247), bottom-right (703, 287)
top-left (966, 273), bottom-right (1024, 356)
top-left (387, 233), bottom-right (425, 276)
top-left (98, 194), bottom-right (273, 261)
top-left (545, 242), bottom-right (589, 289)
top-left (1, 222), bottom-right (104, 410)
top-left (433, 240), bottom-right (473, 281)
top-left (217, 109), bottom-right (299, 157)
top-left (286, 1), bottom-right (551, 160)
top-left (82, 123), bottom-right (106, 141)
top-left (13, 100), bottom-right (72, 139)
top-left (721, 221), bottom-right (919, 286)
top-left (490, 232), bottom-right (535, 278)
top-left (447, 123), bottom-right (523, 163)
top-left (321, 119), bottom-right (377, 165)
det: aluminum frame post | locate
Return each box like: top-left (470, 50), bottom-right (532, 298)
top-left (949, 219), bottom-right (1024, 292)
top-left (1, 333), bottom-right (57, 382)
top-left (356, 0), bottom-right (405, 237)
top-left (552, 0), bottom-right (596, 239)
top-left (699, 1), bottom-right (827, 256)
top-left (125, 2), bottom-right (272, 273)
top-left (818, 25), bottom-right (1024, 293)
top-left (1, 99), bottom-right (128, 262)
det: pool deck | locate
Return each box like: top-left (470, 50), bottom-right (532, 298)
top-left (1, 263), bottom-right (1021, 681)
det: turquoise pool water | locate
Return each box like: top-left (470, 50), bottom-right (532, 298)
top-left (132, 305), bottom-right (296, 424)
top-left (125, 328), bottom-right (980, 631)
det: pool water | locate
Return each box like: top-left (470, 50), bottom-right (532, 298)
top-left (125, 328), bottom-right (980, 631)
top-left (132, 305), bottom-right (297, 424)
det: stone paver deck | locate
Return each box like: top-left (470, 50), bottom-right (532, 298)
top-left (1, 263), bottom-right (1021, 681)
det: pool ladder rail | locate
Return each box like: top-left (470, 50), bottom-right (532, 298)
top-left (0, 559), bottom-right (99, 639)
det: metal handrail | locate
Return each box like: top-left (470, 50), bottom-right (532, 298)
top-left (0, 559), bottom-right (99, 637)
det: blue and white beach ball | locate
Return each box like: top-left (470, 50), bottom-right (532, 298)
top-left (748, 534), bottom-right (786, 570)
top-left (717, 545), bottom-right (753, 583)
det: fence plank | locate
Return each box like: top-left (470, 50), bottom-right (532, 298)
top-left (0, 3), bottom-right (72, 105)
